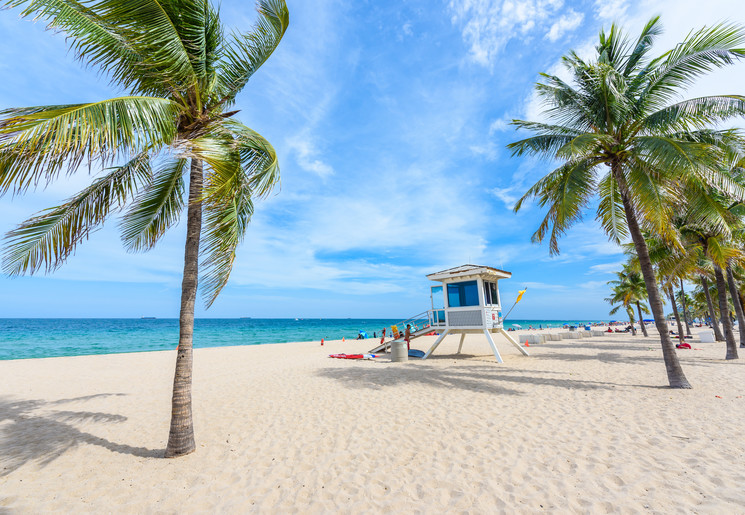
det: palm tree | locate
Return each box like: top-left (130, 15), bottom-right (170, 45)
top-left (725, 248), bottom-right (745, 347)
top-left (605, 285), bottom-right (638, 335)
top-left (677, 280), bottom-right (693, 338)
top-left (726, 265), bottom-right (745, 347)
top-left (509, 18), bottom-right (745, 388)
top-left (700, 271), bottom-right (725, 340)
top-left (0, 0), bottom-right (290, 457)
top-left (607, 263), bottom-right (649, 336)
top-left (662, 280), bottom-right (686, 344)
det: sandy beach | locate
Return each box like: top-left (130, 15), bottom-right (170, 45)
top-left (1, 326), bottom-right (744, 513)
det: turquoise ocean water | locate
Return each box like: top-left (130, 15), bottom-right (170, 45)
top-left (0, 318), bottom-right (608, 361)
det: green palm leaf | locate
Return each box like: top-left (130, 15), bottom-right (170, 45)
top-left (644, 23), bottom-right (745, 109)
top-left (120, 157), bottom-right (186, 252)
top-left (200, 165), bottom-right (254, 308)
top-left (215, 0), bottom-right (289, 107)
top-left (0, 97), bottom-right (180, 195)
top-left (2, 152), bottom-right (152, 275)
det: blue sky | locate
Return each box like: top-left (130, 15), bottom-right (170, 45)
top-left (1, 0), bottom-right (743, 319)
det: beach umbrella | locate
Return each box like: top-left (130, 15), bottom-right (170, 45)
top-left (512, 323), bottom-right (522, 328)
top-left (358, 330), bottom-right (368, 339)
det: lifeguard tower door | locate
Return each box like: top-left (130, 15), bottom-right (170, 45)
top-left (430, 286), bottom-right (445, 326)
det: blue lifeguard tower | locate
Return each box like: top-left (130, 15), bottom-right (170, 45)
top-left (370, 264), bottom-right (529, 362)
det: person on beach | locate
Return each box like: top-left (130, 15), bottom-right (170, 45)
top-left (405, 324), bottom-right (411, 350)
top-left (380, 328), bottom-right (386, 345)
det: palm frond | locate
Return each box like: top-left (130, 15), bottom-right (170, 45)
top-left (514, 159), bottom-right (598, 255)
top-left (215, 0), bottom-right (289, 107)
top-left (120, 157), bottom-right (186, 252)
top-left (2, 152), bottom-right (152, 275)
top-left (643, 22), bottom-right (745, 109)
top-left (6, 0), bottom-right (202, 97)
top-left (596, 172), bottom-right (628, 244)
top-left (623, 17), bottom-right (662, 76)
top-left (642, 95), bottom-right (745, 133)
top-left (229, 122), bottom-right (279, 197)
top-left (199, 164), bottom-right (254, 308)
top-left (6, 0), bottom-right (143, 91)
top-left (0, 97), bottom-right (179, 195)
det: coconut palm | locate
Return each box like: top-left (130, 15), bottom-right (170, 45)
top-left (677, 280), bottom-right (693, 337)
top-left (699, 269), bottom-right (725, 340)
top-left (607, 263), bottom-right (649, 336)
top-left (605, 285), bottom-right (639, 335)
top-left (0, 0), bottom-right (290, 457)
top-left (679, 228), bottom-right (741, 359)
top-left (509, 18), bottom-right (745, 387)
top-left (726, 266), bottom-right (745, 347)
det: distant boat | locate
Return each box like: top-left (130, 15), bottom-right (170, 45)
top-left (141, 317), bottom-right (156, 320)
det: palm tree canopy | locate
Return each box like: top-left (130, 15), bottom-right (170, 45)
top-left (509, 17), bottom-right (745, 254)
top-left (607, 262), bottom-right (649, 309)
top-left (0, 0), bottom-right (289, 307)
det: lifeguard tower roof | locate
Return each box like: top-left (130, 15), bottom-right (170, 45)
top-left (426, 264), bottom-right (511, 282)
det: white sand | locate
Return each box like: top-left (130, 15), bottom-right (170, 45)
top-left (1, 327), bottom-right (744, 513)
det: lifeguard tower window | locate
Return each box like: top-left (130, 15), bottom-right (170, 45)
top-left (447, 281), bottom-right (479, 307)
top-left (484, 281), bottom-right (499, 306)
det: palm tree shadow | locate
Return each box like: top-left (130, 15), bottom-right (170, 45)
top-left (317, 362), bottom-right (627, 394)
top-left (0, 394), bottom-right (161, 476)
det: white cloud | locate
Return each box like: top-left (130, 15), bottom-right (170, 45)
top-left (286, 132), bottom-right (335, 178)
top-left (448, 0), bottom-right (573, 66)
top-left (402, 22), bottom-right (413, 37)
top-left (577, 280), bottom-right (609, 290)
top-left (545, 10), bottom-right (584, 42)
top-left (594, 0), bottom-right (628, 21)
top-left (587, 261), bottom-right (625, 275)
top-left (490, 186), bottom-right (520, 209)
top-left (488, 114), bottom-right (513, 133)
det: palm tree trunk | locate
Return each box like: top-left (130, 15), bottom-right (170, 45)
top-left (165, 159), bottom-right (203, 458)
top-left (726, 266), bottom-right (745, 348)
top-left (714, 266), bottom-right (738, 360)
top-left (668, 287), bottom-right (685, 344)
top-left (615, 166), bottom-right (690, 388)
top-left (679, 279), bottom-right (692, 338)
top-left (636, 301), bottom-right (648, 337)
top-left (701, 275), bottom-right (724, 341)
top-left (627, 307), bottom-right (637, 335)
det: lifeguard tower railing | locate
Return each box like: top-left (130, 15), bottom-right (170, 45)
top-left (387, 310), bottom-right (445, 339)
top-left (388, 309), bottom-right (511, 336)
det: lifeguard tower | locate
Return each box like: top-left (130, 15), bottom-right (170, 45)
top-left (369, 264), bottom-right (529, 362)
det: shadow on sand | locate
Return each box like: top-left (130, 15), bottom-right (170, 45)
top-left (0, 393), bottom-right (161, 476)
top-left (317, 361), bottom-right (632, 395)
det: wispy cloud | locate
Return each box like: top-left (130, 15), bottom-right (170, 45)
top-left (594, 0), bottom-right (628, 21)
top-left (286, 131), bottom-right (335, 178)
top-left (586, 261), bottom-right (624, 275)
top-left (448, 0), bottom-right (572, 67)
top-left (545, 10), bottom-right (584, 42)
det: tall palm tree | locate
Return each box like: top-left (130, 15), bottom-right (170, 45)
top-left (0, 0), bottom-right (290, 457)
top-left (608, 263), bottom-right (649, 336)
top-left (605, 285), bottom-right (639, 335)
top-left (677, 280), bottom-right (693, 337)
top-left (726, 265), bottom-right (745, 347)
top-left (509, 18), bottom-right (745, 388)
top-left (725, 235), bottom-right (745, 347)
top-left (700, 271), bottom-right (725, 340)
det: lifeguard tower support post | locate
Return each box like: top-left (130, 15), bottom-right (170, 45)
top-left (423, 264), bottom-right (528, 363)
